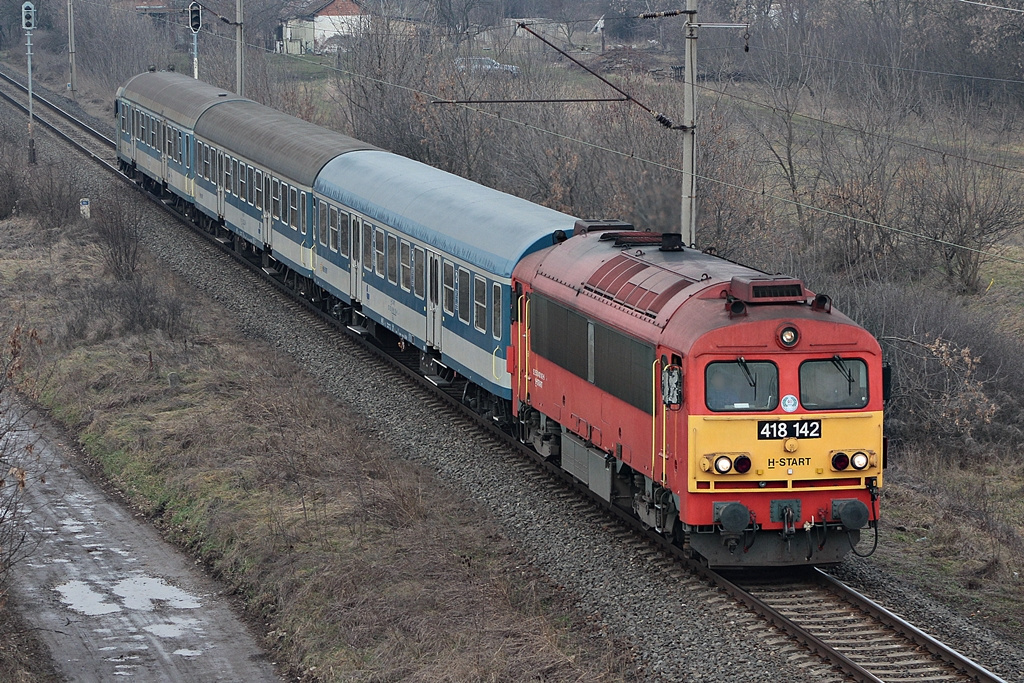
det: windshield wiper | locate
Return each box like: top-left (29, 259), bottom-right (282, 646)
top-left (736, 356), bottom-right (757, 389)
top-left (831, 354), bottom-right (855, 395)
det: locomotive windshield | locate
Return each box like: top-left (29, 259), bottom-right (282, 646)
top-left (799, 357), bottom-right (868, 410)
top-left (705, 360), bottom-right (778, 412)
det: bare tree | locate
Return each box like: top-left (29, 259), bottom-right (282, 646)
top-left (93, 195), bottom-right (145, 282)
top-left (0, 325), bottom-right (50, 614)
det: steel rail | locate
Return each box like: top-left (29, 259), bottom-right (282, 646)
top-left (3, 75), bottom-right (1009, 683)
top-left (0, 67), bottom-right (115, 149)
top-left (811, 569), bottom-right (1008, 683)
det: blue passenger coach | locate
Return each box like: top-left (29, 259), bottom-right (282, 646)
top-left (116, 70), bottom-right (579, 400)
top-left (314, 150), bottom-right (577, 398)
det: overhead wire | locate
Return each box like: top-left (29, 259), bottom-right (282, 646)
top-left (70, 0), bottom-right (1024, 267)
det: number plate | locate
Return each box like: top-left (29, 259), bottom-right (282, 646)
top-left (757, 420), bottom-right (821, 440)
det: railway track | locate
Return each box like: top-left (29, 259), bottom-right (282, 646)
top-left (1, 67), bottom-right (1010, 683)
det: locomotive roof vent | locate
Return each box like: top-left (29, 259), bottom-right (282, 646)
top-left (600, 230), bottom-right (663, 248)
top-left (729, 275), bottom-right (807, 304)
top-left (574, 219), bottom-right (634, 236)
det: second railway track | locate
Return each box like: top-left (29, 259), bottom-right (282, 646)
top-left (1, 66), bottom-right (1016, 683)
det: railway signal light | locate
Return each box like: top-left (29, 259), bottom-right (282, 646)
top-left (189, 2), bottom-right (202, 33)
top-left (22, 1), bottom-right (36, 30)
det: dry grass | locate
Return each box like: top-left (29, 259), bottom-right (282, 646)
top-left (0, 215), bottom-right (634, 681)
top-left (873, 446), bottom-right (1024, 638)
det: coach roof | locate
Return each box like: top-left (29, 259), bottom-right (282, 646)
top-left (117, 71), bottom-right (245, 130)
top-left (119, 71), bottom-right (376, 187)
top-left (315, 150), bottom-right (580, 277)
top-left (194, 100), bottom-right (376, 188)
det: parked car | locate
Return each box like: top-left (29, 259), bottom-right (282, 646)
top-left (454, 57), bottom-right (520, 77)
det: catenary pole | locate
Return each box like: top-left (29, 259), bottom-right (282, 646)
top-left (68, 0), bottom-right (77, 100)
top-left (680, 0), bottom-right (697, 245)
top-left (236, 0), bottom-right (244, 96)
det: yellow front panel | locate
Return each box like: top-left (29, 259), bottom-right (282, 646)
top-left (687, 412), bottom-right (884, 492)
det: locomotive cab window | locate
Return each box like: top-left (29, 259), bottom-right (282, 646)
top-left (800, 357), bottom-right (868, 410)
top-left (705, 360), bottom-right (778, 412)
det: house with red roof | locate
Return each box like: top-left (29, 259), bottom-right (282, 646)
top-left (278, 0), bottom-right (368, 54)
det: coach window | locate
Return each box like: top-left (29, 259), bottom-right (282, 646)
top-left (229, 159), bottom-right (237, 195)
top-left (248, 166), bottom-right (256, 206)
top-left (177, 131), bottom-right (183, 164)
top-left (271, 179), bottom-right (280, 219)
top-left (263, 175), bottom-right (271, 212)
top-left (492, 283), bottom-right (501, 340)
top-left (339, 212), bottom-right (350, 257)
top-left (374, 228), bottom-right (386, 276)
top-left (400, 241), bottom-right (412, 292)
top-left (458, 268), bottom-right (471, 324)
top-left (319, 201), bottom-right (329, 247)
top-left (289, 187), bottom-right (299, 230)
top-left (799, 358), bottom-right (868, 410)
top-left (414, 247), bottom-right (425, 299)
top-left (443, 262), bottom-right (455, 315)
top-left (255, 170), bottom-right (264, 209)
top-left (362, 222), bottom-right (373, 270)
top-left (150, 118), bottom-right (158, 148)
top-left (387, 234), bottom-right (398, 284)
top-left (300, 192), bottom-right (307, 235)
top-left (238, 163), bottom-right (247, 201)
top-left (705, 361), bottom-right (779, 412)
top-left (328, 207), bottom-right (339, 252)
top-left (474, 276), bottom-right (487, 333)
top-left (217, 152), bottom-right (224, 185)
top-left (205, 146), bottom-right (213, 180)
top-left (351, 217), bottom-right (360, 262)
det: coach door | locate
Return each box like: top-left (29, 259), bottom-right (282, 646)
top-left (350, 217), bottom-right (363, 302)
top-left (426, 251), bottom-right (443, 349)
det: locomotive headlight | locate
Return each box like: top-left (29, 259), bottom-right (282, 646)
top-left (831, 452), bottom-right (850, 471)
top-left (734, 454), bottom-right (752, 474)
top-left (851, 451), bottom-right (869, 470)
top-left (714, 455), bottom-right (733, 474)
top-left (779, 325), bottom-right (799, 348)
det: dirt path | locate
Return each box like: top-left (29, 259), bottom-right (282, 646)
top-left (5, 404), bottom-right (283, 683)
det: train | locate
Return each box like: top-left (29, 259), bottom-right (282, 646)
top-left (116, 69), bottom-right (886, 567)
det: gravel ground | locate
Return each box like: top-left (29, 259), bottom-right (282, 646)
top-left (10, 75), bottom-right (1024, 681)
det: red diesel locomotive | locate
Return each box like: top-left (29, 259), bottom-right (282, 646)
top-left (510, 225), bottom-right (885, 566)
